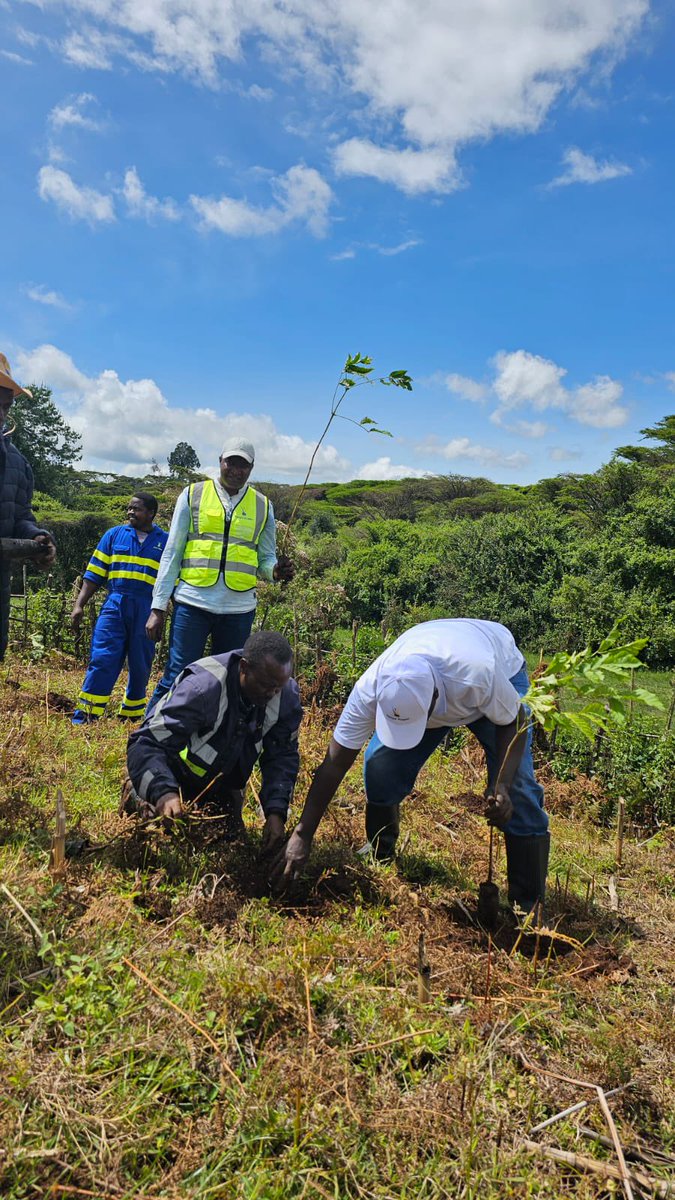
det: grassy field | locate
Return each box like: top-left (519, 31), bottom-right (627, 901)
top-left (1, 659), bottom-right (675, 1199)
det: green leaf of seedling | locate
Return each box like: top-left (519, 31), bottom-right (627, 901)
top-left (633, 688), bottom-right (664, 709)
top-left (359, 416), bottom-right (378, 426)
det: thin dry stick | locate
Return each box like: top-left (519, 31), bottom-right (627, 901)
top-left (596, 1084), bottom-right (636, 1200)
top-left (608, 876), bottom-right (619, 913)
top-left (122, 956), bottom-right (244, 1091)
top-left (0, 882), bottom-right (44, 946)
top-left (521, 1140), bottom-right (673, 1199)
top-left (348, 1027), bottom-right (437, 1055)
top-left (529, 1084), bottom-right (631, 1134)
top-left (301, 938), bottom-right (314, 1040)
top-left (616, 797), bottom-right (626, 868)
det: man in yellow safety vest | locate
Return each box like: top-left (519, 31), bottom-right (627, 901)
top-left (145, 439), bottom-right (293, 713)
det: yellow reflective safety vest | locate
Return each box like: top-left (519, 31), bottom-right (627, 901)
top-left (179, 480), bottom-right (269, 591)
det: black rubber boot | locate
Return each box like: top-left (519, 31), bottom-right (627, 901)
top-left (504, 833), bottom-right (550, 915)
top-left (365, 802), bottom-right (400, 861)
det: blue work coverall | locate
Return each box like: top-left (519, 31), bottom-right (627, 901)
top-left (74, 523), bottom-right (168, 721)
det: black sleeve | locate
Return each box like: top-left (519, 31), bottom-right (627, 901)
top-left (126, 665), bottom-right (218, 806)
top-left (258, 680), bottom-right (303, 820)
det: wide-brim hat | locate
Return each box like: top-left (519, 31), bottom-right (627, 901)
top-left (0, 353), bottom-right (32, 399)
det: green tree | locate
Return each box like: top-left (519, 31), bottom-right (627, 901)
top-left (614, 414), bottom-right (675, 464)
top-left (167, 441), bottom-right (200, 477)
top-left (11, 385), bottom-right (82, 499)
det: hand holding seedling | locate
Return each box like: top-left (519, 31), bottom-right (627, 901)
top-left (484, 784), bottom-right (513, 828)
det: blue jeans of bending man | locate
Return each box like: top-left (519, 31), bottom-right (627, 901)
top-left (146, 601), bottom-right (255, 716)
top-left (363, 666), bottom-right (548, 840)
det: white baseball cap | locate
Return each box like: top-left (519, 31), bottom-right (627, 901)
top-left (220, 438), bottom-right (255, 464)
top-left (375, 656), bottom-right (436, 750)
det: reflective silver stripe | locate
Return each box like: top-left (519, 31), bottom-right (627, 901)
top-left (194, 531), bottom-right (222, 542)
top-left (189, 481), bottom-right (205, 532)
top-left (180, 556), bottom-right (219, 570)
top-left (262, 692), bottom-right (282, 737)
top-left (138, 769), bottom-right (155, 801)
top-left (186, 657), bottom-right (231, 766)
top-left (225, 560), bottom-right (257, 576)
top-left (228, 535), bottom-right (256, 549)
top-left (146, 695), bottom-right (174, 741)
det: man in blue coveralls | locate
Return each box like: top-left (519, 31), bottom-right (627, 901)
top-left (70, 493), bottom-right (168, 724)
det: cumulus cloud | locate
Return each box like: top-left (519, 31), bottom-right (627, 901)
top-left (191, 164), bottom-right (333, 237)
top-left (13, 343), bottom-right (349, 479)
top-left (39, 0), bottom-right (646, 194)
top-left (22, 284), bottom-right (74, 312)
top-left (549, 146), bottom-right (632, 187)
top-left (333, 140), bottom-right (459, 195)
top-left (357, 457), bottom-right (432, 481)
top-left (419, 436), bottom-right (529, 470)
top-left (122, 167), bottom-right (180, 221)
top-left (37, 166), bottom-right (115, 224)
top-left (444, 373), bottom-right (489, 403)
top-left (548, 446), bottom-right (583, 462)
top-left (48, 92), bottom-right (104, 132)
top-left (491, 349), bottom-right (627, 429)
top-left (439, 349), bottom-right (628, 429)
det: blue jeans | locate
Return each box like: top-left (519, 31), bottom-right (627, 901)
top-left (146, 601), bottom-right (255, 715)
top-left (363, 666), bottom-right (548, 839)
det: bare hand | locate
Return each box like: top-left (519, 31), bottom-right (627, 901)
top-left (273, 555), bottom-right (295, 583)
top-left (146, 610), bottom-right (166, 642)
top-left (485, 785), bottom-right (513, 829)
top-left (71, 604), bottom-right (85, 632)
top-left (33, 534), bottom-right (56, 569)
top-left (155, 792), bottom-right (182, 820)
top-left (261, 813), bottom-right (286, 855)
top-left (268, 828), bottom-right (312, 894)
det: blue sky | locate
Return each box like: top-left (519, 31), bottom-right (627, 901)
top-left (2, 0), bottom-right (674, 484)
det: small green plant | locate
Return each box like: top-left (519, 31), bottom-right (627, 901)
top-left (281, 353), bottom-right (412, 549)
top-left (523, 624), bottom-right (663, 741)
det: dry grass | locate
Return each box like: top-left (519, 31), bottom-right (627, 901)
top-left (1, 657), bottom-right (674, 1198)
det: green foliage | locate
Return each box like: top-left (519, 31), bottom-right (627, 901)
top-left (523, 624), bottom-right (663, 741)
top-left (167, 440), bottom-right (200, 477)
top-left (10, 384), bottom-right (82, 499)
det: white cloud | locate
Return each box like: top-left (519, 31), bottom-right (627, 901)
top-left (334, 140), bottom-right (459, 195)
top-left (444, 373), bottom-right (489, 403)
top-left (569, 376), bottom-right (628, 427)
top-left (664, 372), bottom-right (675, 391)
top-left (13, 344), bottom-right (349, 479)
top-left (39, 0), bottom-right (647, 194)
top-left (428, 437), bottom-right (530, 470)
top-left (357, 457), bottom-right (432, 481)
top-left (0, 49), bottom-right (33, 65)
top-left (37, 166), bottom-right (115, 224)
top-left (548, 446), bottom-right (583, 462)
top-left (512, 419), bottom-right (550, 438)
top-left (377, 240), bottom-right (421, 257)
top-left (549, 145), bottom-right (632, 187)
top-left (191, 164), bottom-right (333, 238)
top-left (22, 284), bottom-right (74, 312)
top-left (122, 167), bottom-right (180, 221)
top-left (48, 92), bottom-right (104, 132)
top-left (491, 349), bottom-right (627, 429)
top-left (492, 349), bottom-right (567, 415)
top-left (330, 249), bottom-right (356, 261)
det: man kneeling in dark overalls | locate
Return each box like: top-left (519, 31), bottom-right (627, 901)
top-left (124, 631), bottom-right (302, 848)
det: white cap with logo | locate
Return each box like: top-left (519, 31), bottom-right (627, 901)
top-left (220, 438), bottom-right (255, 464)
top-left (375, 655), bottom-right (436, 750)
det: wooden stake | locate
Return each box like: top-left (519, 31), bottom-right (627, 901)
top-left (49, 789), bottom-right (67, 880)
top-left (616, 798), bottom-right (626, 868)
top-left (417, 931), bottom-right (431, 1005)
top-left (608, 876), bottom-right (619, 913)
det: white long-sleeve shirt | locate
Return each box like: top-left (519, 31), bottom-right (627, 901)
top-left (151, 481), bottom-right (278, 615)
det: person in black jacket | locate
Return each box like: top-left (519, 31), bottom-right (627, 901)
top-left (0, 354), bottom-right (56, 659)
top-left (125, 630), bottom-right (302, 847)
